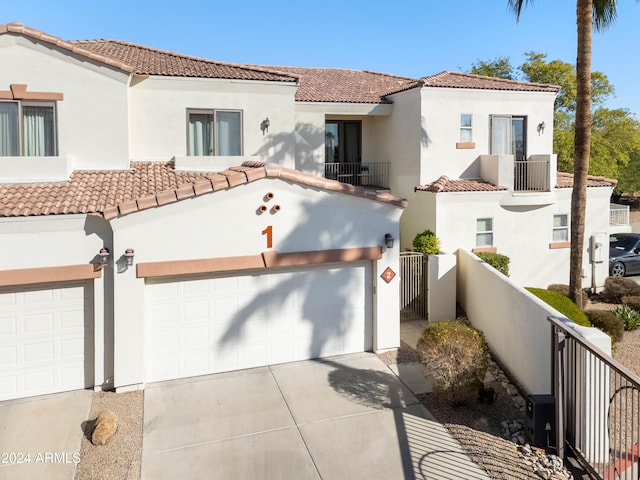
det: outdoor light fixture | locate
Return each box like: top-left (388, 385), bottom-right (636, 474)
top-left (124, 248), bottom-right (135, 267)
top-left (260, 117), bottom-right (270, 135)
top-left (99, 247), bottom-right (110, 265)
top-left (385, 233), bottom-right (394, 249)
top-left (537, 121), bottom-right (546, 134)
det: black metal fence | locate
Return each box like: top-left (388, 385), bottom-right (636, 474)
top-left (550, 316), bottom-right (640, 479)
top-left (400, 252), bottom-right (428, 319)
top-left (324, 162), bottom-right (390, 189)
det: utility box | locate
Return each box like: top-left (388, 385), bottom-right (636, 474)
top-left (525, 394), bottom-right (555, 448)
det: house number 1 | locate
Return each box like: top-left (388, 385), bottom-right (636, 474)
top-left (262, 225), bottom-right (273, 248)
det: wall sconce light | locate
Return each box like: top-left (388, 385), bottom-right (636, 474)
top-left (385, 233), bottom-right (394, 249)
top-left (537, 121), bottom-right (546, 134)
top-left (124, 248), bottom-right (135, 267)
top-left (99, 247), bottom-right (110, 265)
top-left (260, 117), bottom-right (270, 135)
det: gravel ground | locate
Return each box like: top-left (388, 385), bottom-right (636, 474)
top-left (74, 390), bottom-right (143, 480)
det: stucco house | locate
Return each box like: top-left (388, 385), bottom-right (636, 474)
top-left (0, 23), bottom-right (405, 401)
top-left (0, 22), bottom-right (616, 401)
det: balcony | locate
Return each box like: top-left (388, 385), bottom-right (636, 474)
top-left (513, 159), bottom-right (550, 192)
top-left (610, 203), bottom-right (630, 226)
top-left (324, 162), bottom-right (390, 190)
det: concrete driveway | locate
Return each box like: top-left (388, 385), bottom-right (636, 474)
top-left (141, 353), bottom-right (489, 480)
top-left (0, 389), bottom-right (92, 480)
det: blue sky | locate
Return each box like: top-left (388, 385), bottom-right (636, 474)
top-left (5, 0), bottom-right (640, 115)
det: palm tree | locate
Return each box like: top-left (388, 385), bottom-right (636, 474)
top-left (507, 0), bottom-right (629, 307)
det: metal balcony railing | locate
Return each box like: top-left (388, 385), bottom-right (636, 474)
top-left (550, 316), bottom-right (640, 479)
top-left (514, 160), bottom-right (550, 192)
top-left (324, 162), bottom-right (390, 189)
top-left (610, 204), bottom-right (630, 226)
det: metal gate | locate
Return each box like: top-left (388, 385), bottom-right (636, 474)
top-left (400, 252), bottom-right (428, 319)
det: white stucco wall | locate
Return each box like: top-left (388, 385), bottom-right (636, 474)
top-left (0, 35), bottom-right (130, 174)
top-left (405, 185), bottom-right (613, 290)
top-left (108, 178), bottom-right (403, 388)
top-left (128, 76), bottom-right (298, 166)
top-left (457, 248), bottom-right (611, 395)
top-left (419, 87), bottom-right (557, 183)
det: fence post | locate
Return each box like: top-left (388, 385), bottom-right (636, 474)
top-left (553, 325), bottom-right (566, 460)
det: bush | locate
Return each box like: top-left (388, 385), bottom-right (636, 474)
top-left (547, 284), bottom-right (587, 306)
top-left (584, 309), bottom-right (625, 343)
top-left (526, 287), bottom-right (591, 327)
top-left (475, 252), bottom-right (510, 277)
top-left (621, 295), bottom-right (640, 311)
top-left (601, 277), bottom-right (640, 304)
top-left (412, 230), bottom-right (441, 255)
top-left (612, 304), bottom-right (640, 331)
top-left (416, 320), bottom-right (489, 406)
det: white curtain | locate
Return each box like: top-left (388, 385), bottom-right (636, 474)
top-left (188, 113), bottom-right (213, 156)
top-left (23, 105), bottom-right (55, 156)
top-left (0, 102), bottom-right (19, 156)
top-left (216, 111), bottom-right (241, 156)
top-left (490, 116), bottom-right (511, 155)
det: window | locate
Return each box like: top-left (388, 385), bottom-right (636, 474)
top-left (325, 120), bottom-right (361, 164)
top-left (476, 218), bottom-right (493, 247)
top-left (0, 100), bottom-right (57, 156)
top-left (490, 115), bottom-right (527, 161)
top-left (187, 109), bottom-right (242, 156)
top-left (460, 114), bottom-right (472, 142)
top-left (553, 214), bottom-right (569, 242)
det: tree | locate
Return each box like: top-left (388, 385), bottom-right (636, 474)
top-left (507, 0), bottom-right (633, 308)
top-left (469, 56), bottom-right (516, 79)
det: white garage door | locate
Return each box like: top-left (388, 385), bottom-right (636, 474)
top-left (0, 282), bottom-right (93, 401)
top-left (146, 262), bottom-right (371, 382)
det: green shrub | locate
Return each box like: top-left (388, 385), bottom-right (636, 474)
top-left (475, 252), bottom-right (510, 277)
top-left (612, 304), bottom-right (640, 331)
top-left (416, 320), bottom-right (489, 406)
top-left (526, 287), bottom-right (591, 327)
top-left (412, 230), bottom-right (441, 255)
top-left (621, 295), bottom-right (640, 311)
top-left (547, 284), bottom-right (587, 306)
top-left (584, 309), bottom-right (624, 343)
top-left (601, 277), bottom-right (640, 304)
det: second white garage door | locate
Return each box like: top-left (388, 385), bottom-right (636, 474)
top-left (146, 262), bottom-right (372, 383)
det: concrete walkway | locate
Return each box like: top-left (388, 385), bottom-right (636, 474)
top-left (141, 350), bottom-right (489, 480)
top-left (0, 389), bottom-right (92, 480)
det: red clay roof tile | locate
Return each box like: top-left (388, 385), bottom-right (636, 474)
top-left (421, 71), bottom-right (561, 93)
top-left (0, 161), bottom-right (406, 219)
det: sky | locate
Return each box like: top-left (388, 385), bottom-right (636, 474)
top-left (4, 0), bottom-right (640, 115)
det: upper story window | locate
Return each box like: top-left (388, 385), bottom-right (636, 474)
top-left (187, 109), bottom-right (242, 156)
top-left (476, 218), bottom-right (494, 247)
top-left (460, 114), bottom-right (472, 142)
top-left (0, 100), bottom-right (57, 156)
top-left (553, 214), bottom-right (569, 242)
top-left (490, 115), bottom-right (527, 161)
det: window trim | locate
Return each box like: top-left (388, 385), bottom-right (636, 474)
top-left (476, 217), bottom-right (494, 248)
top-left (550, 214), bottom-right (569, 248)
top-left (186, 108), bottom-right (243, 156)
top-left (0, 99), bottom-right (58, 156)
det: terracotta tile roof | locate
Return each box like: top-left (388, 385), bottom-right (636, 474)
top-left (416, 172), bottom-right (617, 193)
top-left (556, 172), bottom-right (618, 188)
top-left (0, 162), bottom-right (406, 219)
top-left (415, 176), bottom-right (507, 193)
top-left (70, 39), bottom-right (297, 82)
top-left (0, 22), bottom-right (135, 73)
top-left (421, 71), bottom-right (561, 93)
top-left (257, 66), bottom-right (421, 103)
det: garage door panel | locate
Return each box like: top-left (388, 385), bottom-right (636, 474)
top-left (0, 282), bottom-right (93, 401)
top-left (146, 263), bottom-right (372, 383)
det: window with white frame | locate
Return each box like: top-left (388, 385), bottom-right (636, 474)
top-left (187, 109), bottom-right (242, 156)
top-left (476, 218), bottom-right (493, 247)
top-left (0, 100), bottom-right (57, 156)
top-left (460, 113), bottom-right (472, 142)
top-left (553, 214), bottom-right (569, 242)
